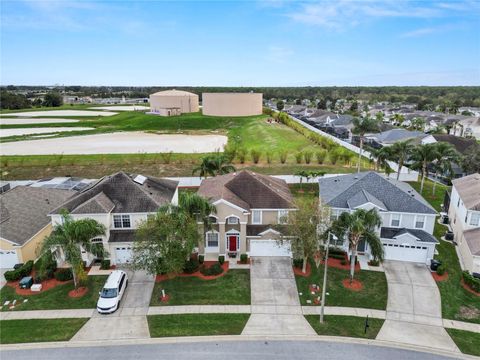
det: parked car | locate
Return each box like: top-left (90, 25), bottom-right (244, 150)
top-left (97, 270), bottom-right (128, 314)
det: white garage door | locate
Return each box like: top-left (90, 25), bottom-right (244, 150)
top-left (250, 240), bottom-right (292, 257)
top-left (115, 246), bottom-right (132, 264)
top-left (383, 243), bottom-right (428, 263)
top-left (0, 249), bottom-right (19, 269)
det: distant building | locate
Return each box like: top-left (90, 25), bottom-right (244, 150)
top-left (149, 89), bottom-right (199, 116)
top-left (202, 93), bottom-right (263, 116)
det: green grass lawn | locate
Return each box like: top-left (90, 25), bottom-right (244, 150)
top-left (0, 318), bottom-right (88, 344)
top-left (305, 315), bottom-right (384, 339)
top-left (408, 179), bottom-right (480, 323)
top-left (446, 328), bottom-right (480, 356)
top-left (150, 270), bottom-right (250, 306)
top-left (0, 276), bottom-right (107, 311)
top-left (296, 261), bottom-right (388, 310)
top-left (147, 314), bottom-right (250, 337)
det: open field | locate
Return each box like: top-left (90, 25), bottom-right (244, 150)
top-left (0, 118), bottom-right (80, 125)
top-left (0, 127), bottom-right (94, 138)
top-left (1, 132), bottom-right (228, 155)
top-left (89, 106), bottom-right (150, 111)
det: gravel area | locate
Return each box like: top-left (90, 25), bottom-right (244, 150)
top-left (1, 110), bottom-right (117, 117)
top-left (89, 106), bottom-right (150, 111)
top-left (0, 118), bottom-right (80, 125)
top-left (0, 127), bottom-right (94, 138)
top-left (0, 132), bottom-right (228, 155)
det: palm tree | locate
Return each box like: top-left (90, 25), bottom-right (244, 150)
top-left (411, 144), bottom-right (439, 194)
top-left (390, 139), bottom-right (414, 180)
top-left (179, 192), bottom-right (217, 229)
top-left (370, 147), bottom-right (392, 172)
top-left (331, 209), bottom-right (383, 282)
top-left (392, 113), bottom-right (405, 126)
top-left (352, 117), bottom-right (380, 173)
top-left (192, 153), bottom-right (236, 178)
top-left (431, 143), bottom-right (459, 195)
top-left (41, 211), bottom-right (106, 289)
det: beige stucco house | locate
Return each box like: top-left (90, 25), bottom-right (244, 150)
top-left (202, 93), bottom-right (263, 117)
top-left (0, 187), bottom-right (75, 268)
top-left (197, 170), bottom-right (295, 261)
top-left (448, 173), bottom-right (480, 274)
top-left (149, 89), bottom-right (199, 116)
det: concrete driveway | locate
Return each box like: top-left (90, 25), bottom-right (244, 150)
top-left (0, 268), bottom-right (10, 289)
top-left (242, 257), bottom-right (315, 336)
top-left (71, 270), bottom-right (154, 342)
top-left (376, 261), bottom-right (459, 353)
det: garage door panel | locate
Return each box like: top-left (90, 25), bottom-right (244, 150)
top-left (0, 249), bottom-right (19, 269)
top-left (115, 246), bottom-right (133, 264)
top-left (250, 240), bottom-right (292, 257)
top-left (383, 243), bottom-right (427, 263)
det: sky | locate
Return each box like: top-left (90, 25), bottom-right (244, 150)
top-left (1, 0), bottom-right (479, 86)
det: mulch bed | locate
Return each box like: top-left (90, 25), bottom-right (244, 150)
top-left (461, 279), bottom-right (480, 297)
top-left (6, 269), bottom-right (72, 296)
top-left (322, 257), bottom-right (361, 272)
top-left (155, 262), bottom-right (229, 282)
top-left (431, 271), bottom-right (449, 282)
top-left (342, 278), bottom-right (364, 292)
top-left (293, 262), bottom-right (312, 277)
top-left (68, 287), bottom-right (88, 298)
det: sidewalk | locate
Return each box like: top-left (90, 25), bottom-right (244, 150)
top-left (148, 305), bottom-right (251, 315)
top-left (0, 309), bottom-right (93, 320)
top-left (302, 306), bottom-right (386, 319)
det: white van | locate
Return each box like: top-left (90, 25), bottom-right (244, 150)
top-left (97, 270), bottom-right (128, 314)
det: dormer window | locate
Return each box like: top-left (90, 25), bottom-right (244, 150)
top-left (113, 215), bottom-right (131, 229)
top-left (227, 216), bottom-right (239, 225)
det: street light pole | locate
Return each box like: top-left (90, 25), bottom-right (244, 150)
top-left (320, 232), bottom-right (335, 323)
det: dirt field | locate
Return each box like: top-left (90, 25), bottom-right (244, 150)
top-left (1, 110), bottom-right (117, 117)
top-left (0, 132), bottom-right (228, 155)
top-left (0, 127), bottom-right (94, 138)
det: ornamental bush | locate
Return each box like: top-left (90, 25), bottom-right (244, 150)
top-left (240, 254), bottom-right (248, 264)
top-left (436, 265), bottom-right (446, 276)
top-left (218, 255), bottom-right (225, 265)
top-left (463, 271), bottom-right (480, 292)
top-left (183, 258), bottom-right (200, 274)
top-left (54, 268), bottom-right (73, 281)
top-left (200, 263), bottom-right (223, 276)
top-left (100, 259), bottom-right (111, 270)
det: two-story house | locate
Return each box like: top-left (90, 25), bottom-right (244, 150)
top-left (49, 172), bottom-right (179, 266)
top-left (197, 170), bottom-right (295, 261)
top-left (448, 173), bottom-right (480, 274)
top-left (319, 172), bottom-right (438, 265)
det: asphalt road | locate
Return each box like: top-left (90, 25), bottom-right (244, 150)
top-left (1, 340), bottom-right (459, 360)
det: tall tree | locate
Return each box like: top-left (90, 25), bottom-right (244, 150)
top-left (370, 146), bottom-right (392, 172)
top-left (41, 212), bottom-right (106, 289)
top-left (192, 153), bottom-right (236, 178)
top-left (131, 204), bottom-right (200, 275)
top-left (431, 143), bottom-right (459, 194)
top-left (276, 100), bottom-right (284, 111)
top-left (331, 209), bottom-right (383, 282)
top-left (461, 143), bottom-right (480, 174)
top-left (390, 139), bottom-right (414, 180)
top-left (411, 144), bottom-right (438, 194)
top-left (352, 117), bottom-right (380, 173)
top-left (279, 198), bottom-right (331, 273)
top-left (179, 192), bottom-right (217, 229)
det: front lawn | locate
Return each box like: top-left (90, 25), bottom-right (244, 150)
top-left (147, 314), bottom-right (250, 337)
top-left (0, 276), bottom-right (107, 311)
top-left (305, 315), bottom-right (384, 339)
top-left (150, 270), bottom-right (250, 306)
top-left (296, 261), bottom-right (388, 310)
top-left (0, 318), bottom-right (88, 344)
top-left (446, 328), bottom-right (480, 356)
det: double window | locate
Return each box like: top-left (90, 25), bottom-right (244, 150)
top-left (415, 215), bottom-right (425, 229)
top-left (113, 215), bottom-right (131, 229)
top-left (206, 232), bottom-right (219, 248)
top-left (252, 210), bottom-right (262, 224)
top-left (470, 212), bottom-right (480, 226)
top-left (390, 213), bottom-right (401, 227)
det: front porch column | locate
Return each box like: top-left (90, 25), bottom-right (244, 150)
top-left (219, 223), bottom-right (226, 255)
top-left (240, 223), bottom-right (247, 254)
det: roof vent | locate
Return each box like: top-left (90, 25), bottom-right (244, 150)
top-left (133, 175), bottom-right (147, 185)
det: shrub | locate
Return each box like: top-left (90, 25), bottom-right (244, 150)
top-left (6, 260), bottom-right (35, 281)
top-left (240, 254), bottom-right (248, 264)
top-left (329, 253), bottom-right (346, 260)
top-left (160, 151), bottom-right (173, 164)
top-left (4, 270), bottom-right (20, 282)
top-left (368, 259), bottom-right (380, 267)
top-left (436, 265), bottom-right (446, 276)
top-left (266, 150), bottom-right (273, 164)
top-left (183, 258), bottom-right (200, 274)
top-left (100, 259), bottom-right (111, 270)
top-left (218, 255), bottom-right (225, 265)
top-left (329, 149), bottom-right (341, 165)
top-left (340, 259), bottom-right (348, 266)
top-left (316, 150), bottom-right (327, 164)
top-left (295, 152), bottom-right (303, 164)
top-left (251, 149), bottom-right (261, 164)
top-left (328, 247), bottom-right (346, 256)
top-left (200, 263), bottom-right (223, 276)
top-left (279, 150), bottom-right (288, 164)
top-left (237, 148), bottom-right (247, 164)
top-left (303, 151), bottom-right (313, 164)
top-left (462, 271), bottom-right (480, 292)
top-left (55, 268), bottom-right (73, 282)
top-left (199, 255), bottom-right (204, 264)
top-left (35, 253), bottom-right (57, 273)
top-left (293, 258), bottom-right (303, 269)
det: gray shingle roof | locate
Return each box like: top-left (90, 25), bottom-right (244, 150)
top-left (319, 172), bottom-right (436, 214)
top-left (380, 227), bottom-right (438, 243)
top-left (51, 172), bottom-right (178, 215)
top-left (346, 189), bottom-right (387, 210)
top-left (367, 129), bottom-right (426, 144)
top-left (0, 186), bottom-right (75, 245)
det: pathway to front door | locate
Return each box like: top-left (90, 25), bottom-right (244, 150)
top-left (242, 257), bottom-right (315, 335)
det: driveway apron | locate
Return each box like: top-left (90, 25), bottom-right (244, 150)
top-left (242, 257), bottom-right (315, 336)
top-left (71, 270), bottom-right (154, 342)
top-left (376, 261), bottom-right (459, 353)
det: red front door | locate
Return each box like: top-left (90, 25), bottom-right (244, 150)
top-left (228, 236), bottom-right (237, 252)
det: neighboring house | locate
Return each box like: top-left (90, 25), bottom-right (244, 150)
top-left (197, 170), bottom-right (295, 260)
top-left (448, 173), bottom-right (480, 274)
top-left (0, 187), bottom-right (75, 268)
top-left (319, 172), bottom-right (438, 264)
top-left (49, 172), bottom-right (179, 266)
top-left (365, 129), bottom-right (427, 147)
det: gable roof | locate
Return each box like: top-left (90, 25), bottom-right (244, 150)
top-left (0, 186), bottom-right (75, 245)
top-left (346, 189), bottom-right (387, 210)
top-left (198, 170), bottom-right (294, 210)
top-left (51, 172), bottom-right (178, 215)
top-left (319, 172), bottom-right (436, 214)
top-left (380, 227), bottom-right (438, 243)
top-left (452, 173), bottom-right (480, 211)
top-left (367, 129), bottom-right (426, 144)
top-left (431, 134), bottom-right (477, 154)
top-left (464, 228), bottom-right (480, 256)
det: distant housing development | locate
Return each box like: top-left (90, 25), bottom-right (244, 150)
top-left (202, 92), bottom-right (263, 116)
top-left (149, 89), bottom-right (199, 116)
